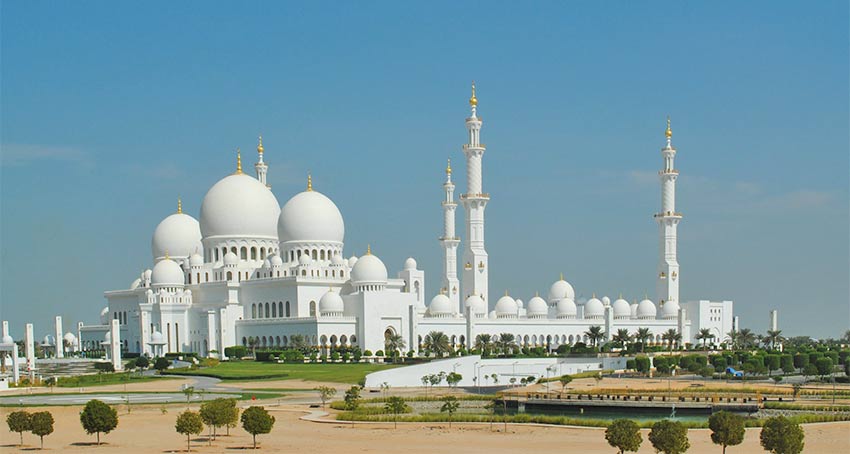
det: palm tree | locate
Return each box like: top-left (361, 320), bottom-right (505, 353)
top-left (247, 336), bottom-right (259, 358)
top-left (765, 330), bottom-right (783, 350)
top-left (843, 330), bottom-right (850, 344)
top-left (496, 333), bottom-right (517, 356)
top-left (738, 328), bottom-right (756, 349)
top-left (662, 328), bottom-right (682, 351)
top-left (585, 326), bottom-right (605, 348)
top-left (696, 328), bottom-right (715, 348)
top-left (474, 334), bottom-right (493, 356)
top-left (725, 329), bottom-right (740, 350)
top-left (384, 333), bottom-right (406, 362)
top-left (633, 328), bottom-right (652, 352)
top-left (422, 331), bottom-right (450, 358)
top-left (612, 329), bottom-right (631, 349)
top-left (290, 334), bottom-right (310, 352)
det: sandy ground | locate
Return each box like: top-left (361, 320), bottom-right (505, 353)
top-left (1, 401), bottom-right (848, 453)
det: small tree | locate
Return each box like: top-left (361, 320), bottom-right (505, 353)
top-left (605, 419), bottom-right (642, 454)
top-left (175, 410), bottom-right (204, 452)
top-left (79, 399), bottom-right (118, 445)
top-left (135, 356), bottom-right (150, 369)
top-left (182, 386), bottom-right (195, 404)
top-left (446, 372), bottom-right (462, 388)
top-left (240, 406), bottom-right (275, 449)
top-left (708, 411), bottom-right (745, 454)
top-left (200, 398), bottom-right (231, 442)
top-left (384, 396), bottom-right (407, 429)
top-left (224, 400), bottom-right (240, 436)
top-left (760, 416), bottom-right (804, 454)
top-left (315, 386), bottom-right (337, 408)
top-left (558, 375), bottom-right (573, 392)
top-left (440, 396), bottom-right (460, 429)
top-left (154, 357), bottom-right (170, 373)
top-left (648, 419), bottom-right (690, 454)
top-left (30, 411), bottom-right (54, 450)
top-left (6, 410), bottom-right (31, 446)
top-left (343, 385), bottom-right (361, 410)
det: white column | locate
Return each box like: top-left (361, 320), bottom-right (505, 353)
top-left (12, 344), bottom-right (20, 384)
top-left (1, 321), bottom-right (8, 340)
top-left (461, 83), bottom-right (489, 306)
top-left (24, 323), bottom-right (35, 371)
top-left (54, 316), bottom-right (64, 358)
top-left (76, 322), bottom-right (83, 353)
top-left (110, 319), bottom-right (122, 371)
top-left (206, 311), bottom-right (217, 358)
top-left (656, 117), bottom-right (681, 305)
top-left (769, 310), bottom-right (778, 331)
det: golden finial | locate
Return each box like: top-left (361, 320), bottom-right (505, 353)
top-left (257, 136), bottom-right (264, 154)
top-left (592, 292), bottom-right (596, 298)
top-left (665, 116), bottom-right (672, 139)
top-left (365, 244), bottom-right (372, 255)
top-left (535, 291), bottom-right (540, 297)
top-left (469, 81), bottom-right (478, 107)
top-left (446, 158), bottom-right (452, 175)
top-left (177, 197), bottom-right (182, 214)
top-left (165, 250), bottom-right (170, 260)
top-left (504, 289), bottom-right (509, 296)
top-left (307, 173), bottom-right (313, 191)
top-left (560, 272), bottom-right (564, 281)
top-left (619, 292), bottom-right (623, 299)
top-left (235, 148), bottom-right (243, 174)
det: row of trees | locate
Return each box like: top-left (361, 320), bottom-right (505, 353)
top-left (176, 405), bottom-right (274, 451)
top-left (605, 413), bottom-right (804, 454)
top-left (6, 410), bottom-right (54, 449)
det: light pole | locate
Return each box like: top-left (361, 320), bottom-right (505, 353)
top-left (474, 361), bottom-right (480, 393)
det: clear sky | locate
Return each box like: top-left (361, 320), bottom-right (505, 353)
top-left (1, 1), bottom-right (848, 340)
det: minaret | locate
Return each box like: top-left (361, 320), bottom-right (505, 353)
top-left (255, 136), bottom-right (269, 188)
top-left (655, 117), bottom-right (681, 305)
top-left (461, 82), bottom-right (490, 306)
top-left (440, 159), bottom-right (461, 311)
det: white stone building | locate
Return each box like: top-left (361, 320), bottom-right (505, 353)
top-left (79, 85), bottom-right (733, 357)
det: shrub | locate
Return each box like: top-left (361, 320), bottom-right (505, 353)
top-left (625, 359), bottom-right (636, 370)
top-left (154, 357), bottom-right (170, 372)
top-left (135, 356), bottom-right (150, 368)
top-left (94, 362), bottom-right (115, 373)
top-left (375, 350), bottom-right (384, 357)
top-left (363, 350), bottom-right (373, 357)
top-left (224, 346), bottom-right (248, 358)
top-left (635, 356), bottom-right (651, 374)
top-left (815, 357), bottom-right (834, 377)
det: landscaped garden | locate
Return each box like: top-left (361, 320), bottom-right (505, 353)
top-left (169, 361), bottom-right (398, 383)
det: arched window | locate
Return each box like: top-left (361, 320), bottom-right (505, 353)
top-left (242, 337), bottom-right (247, 346)
top-left (330, 335), bottom-right (338, 346)
top-left (272, 303), bottom-right (277, 318)
top-left (309, 301), bottom-right (316, 317)
top-left (205, 272), bottom-right (209, 282)
top-left (226, 271), bottom-right (233, 281)
top-left (275, 336), bottom-right (281, 347)
top-left (285, 301), bottom-right (291, 317)
top-left (252, 304), bottom-right (257, 319)
top-left (196, 273), bottom-right (201, 283)
top-left (320, 250), bottom-right (326, 260)
top-left (265, 302), bottom-right (270, 318)
top-left (251, 247), bottom-right (257, 260)
top-left (175, 322), bottom-right (179, 352)
top-left (231, 246), bottom-right (237, 255)
top-left (311, 249), bottom-right (317, 260)
top-left (350, 335), bottom-right (357, 345)
top-left (215, 249), bottom-right (220, 262)
top-left (340, 271), bottom-right (344, 278)
top-left (340, 335), bottom-right (348, 346)
top-left (188, 273), bottom-right (192, 284)
top-left (302, 270), bottom-right (306, 276)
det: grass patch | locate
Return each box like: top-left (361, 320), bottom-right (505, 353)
top-left (168, 361), bottom-right (399, 383)
top-left (56, 373), bottom-right (176, 388)
top-left (538, 370), bottom-right (615, 383)
top-left (763, 402), bottom-right (850, 412)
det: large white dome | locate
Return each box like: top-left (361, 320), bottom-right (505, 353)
top-left (151, 212), bottom-right (202, 261)
top-left (527, 295), bottom-right (548, 318)
top-left (660, 300), bottom-right (680, 319)
top-left (277, 190), bottom-right (344, 244)
top-left (612, 298), bottom-right (631, 319)
top-left (495, 295), bottom-right (518, 317)
top-left (548, 278), bottom-right (576, 303)
top-left (319, 289), bottom-right (344, 315)
top-left (199, 173), bottom-right (280, 239)
top-left (584, 297), bottom-right (604, 319)
top-left (637, 298), bottom-right (657, 319)
top-left (464, 294), bottom-right (487, 315)
top-left (428, 293), bottom-right (453, 316)
top-left (556, 298), bottom-right (577, 318)
top-left (151, 258), bottom-right (184, 286)
top-left (350, 253), bottom-right (387, 284)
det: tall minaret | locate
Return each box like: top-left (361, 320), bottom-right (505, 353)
top-left (440, 159), bottom-right (461, 311)
top-left (461, 82), bottom-right (489, 306)
top-left (255, 135), bottom-right (269, 188)
top-left (655, 117), bottom-right (681, 305)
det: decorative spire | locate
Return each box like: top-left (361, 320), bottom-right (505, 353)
top-left (469, 81), bottom-right (478, 107)
top-left (535, 291), bottom-right (540, 297)
top-left (560, 272), bottom-right (564, 281)
top-left (504, 289), bottom-right (509, 296)
top-left (177, 197), bottom-right (182, 214)
top-left (257, 136), bottom-right (264, 154)
top-left (307, 173), bottom-right (313, 191)
top-left (235, 148), bottom-right (243, 174)
top-left (665, 116), bottom-right (672, 139)
top-left (366, 244), bottom-right (371, 256)
top-left (446, 158), bottom-right (452, 175)
top-left (165, 250), bottom-right (170, 260)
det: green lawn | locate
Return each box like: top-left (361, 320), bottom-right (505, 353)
top-left (168, 361), bottom-right (399, 383)
top-left (56, 372), bottom-right (177, 388)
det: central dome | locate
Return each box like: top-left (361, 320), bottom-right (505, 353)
top-left (278, 190), bottom-right (344, 244)
top-left (151, 212), bottom-right (202, 261)
top-left (199, 174), bottom-right (280, 239)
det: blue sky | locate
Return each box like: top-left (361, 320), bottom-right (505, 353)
top-left (1, 1), bottom-right (848, 339)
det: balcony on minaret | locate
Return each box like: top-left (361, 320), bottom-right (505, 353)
top-left (462, 144), bottom-right (486, 150)
top-left (460, 193), bottom-right (490, 200)
top-left (653, 211), bottom-right (683, 219)
top-left (659, 169), bottom-right (679, 175)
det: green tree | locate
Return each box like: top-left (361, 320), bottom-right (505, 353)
top-left (696, 328), bottom-right (715, 348)
top-left (79, 399), bottom-right (118, 445)
top-left (474, 334), bottom-right (494, 356)
top-left (496, 333), bottom-right (517, 356)
top-left (663, 329), bottom-right (682, 351)
top-left (738, 329), bottom-right (756, 348)
top-left (440, 396), bottom-right (460, 428)
top-left (289, 334), bottom-right (310, 352)
top-left (708, 411), bottom-right (745, 454)
top-left (612, 329), bottom-right (632, 349)
top-left (200, 398), bottom-right (233, 442)
top-left (30, 411), bottom-right (54, 450)
top-left (760, 416), bottom-right (804, 454)
top-left (423, 331), bottom-right (451, 357)
top-left (765, 330), bottom-right (783, 350)
top-left (343, 385), bottom-right (361, 410)
top-left (634, 328), bottom-right (653, 352)
top-left (585, 326), bottom-right (605, 348)
top-left (605, 419), bottom-right (642, 454)
top-left (649, 419), bottom-right (690, 454)
top-left (802, 363), bottom-right (818, 379)
top-left (135, 356), bottom-right (150, 369)
top-left (814, 357), bottom-right (834, 378)
top-left (315, 386), bottom-right (337, 408)
top-left (224, 399), bottom-right (240, 436)
top-left (446, 372), bottom-right (462, 388)
top-left (6, 410), bottom-right (31, 446)
top-left (240, 406), bottom-right (275, 449)
top-left (384, 333), bottom-right (406, 362)
top-left (558, 375), bottom-right (573, 392)
top-left (384, 396), bottom-right (407, 429)
top-left (175, 410), bottom-right (204, 452)
top-left (182, 386), bottom-right (195, 404)
top-left (154, 357), bottom-right (170, 373)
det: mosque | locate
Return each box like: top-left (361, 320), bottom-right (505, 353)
top-left (78, 85), bottom-right (734, 359)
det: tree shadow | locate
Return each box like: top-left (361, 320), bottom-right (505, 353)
top-left (70, 442), bottom-right (110, 446)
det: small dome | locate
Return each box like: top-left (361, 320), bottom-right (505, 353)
top-left (199, 173), bottom-right (281, 239)
top-left (319, 289), bottom-right (344, 315)
top-left (428, 293), bottom-right (453, 316)
top-left (495, 295), bottom-right (518, 317)
top-left (151, 258), bottom-right (185, 286)
top-left (584, 297), bottom-right (604, 319)
top-left (63, 332), bottom-right (77, 344)
top-left (548, 278), bottom-right (576, 303)
top-left (637, 298), bottom-right (657, 319)
top-left (1, 334), bottom-right (13, 344)
top-left (527, 295), bottom-right (548, 317)
top-left (298, 254), bottom-right (312, 266)
top-left (403, 257), bottom-right (418, 270)
top-left (515, 299), bottom-right (524, 309)
top-left (150, 331), bottom-right (165, 344)
top-left (331, 254), bottom-right (345, 266)
top-left (262, 258), bottom-right (271, 269)
top-left (348, 256), bottom-right (358, 267)
top-left (42, 335), bottom-right (53, 346)
top-left (189, 253), bottom-right (204, 267)
top-left (556, 298), bottom-right (578, 317)
top-left (143, 269), bottom-right (153, 281)
top-left (100, 307), bottom-right (109, 324)
top-left (130, 278), bottom-right (142, 290)
top-left (602, 296), bottom-right (611, 306)
top-left (151, 211), bottom-right (202, 262)
top-left (270, 254), bottom-right (284, 267)
top-left (660, 300), bottom-right (680, 319)
top-left (351, 253), bottom-right (388, 284)
top-left (277, 190), bottom-right (344, 244)
top-left (464, 294), bottom-right (487, 315)
top-left (223, 251), bottom-right (239, 266)
top-left (612, 298), bottom-right (631, 318)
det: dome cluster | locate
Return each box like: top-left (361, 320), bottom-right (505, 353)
top-left (199, 174), bottom-right (281, 240)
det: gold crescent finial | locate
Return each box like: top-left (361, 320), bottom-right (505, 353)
top-left (665, 116), bottom-right (672, 139)
top-left (307, 173), bottom-right (313, 191)
top-left (165, 250), bottom-right (170, 260)
top-left (177, 197), bottom-right (182, 214)
top-left (366, 244), bottom-right (371, 255)
top-left (535, 291), bottom-right (539, 297)
top-left (592, 292), bottom-right (596, 298)
top-left (504, 289), bottom-right (509, 296)
top-left (469, 81), bottom-right (478, 107)
top-left (235, 148), bottom-right (243, 174)
top-left (560, 272), bottom-right (564, 281)
top-left (446, 158), bottom-right (452, 175)
top-left (257, 135), bottom-right (264, 154)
